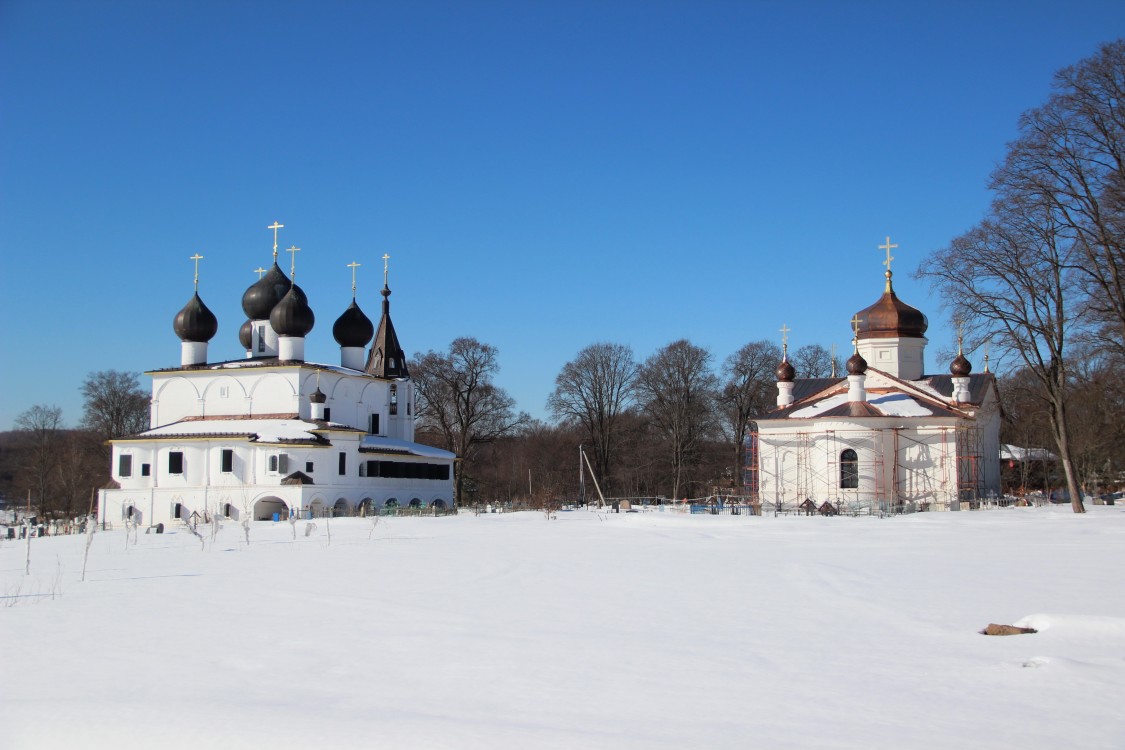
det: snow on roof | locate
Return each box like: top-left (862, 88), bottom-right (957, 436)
top-left (867, 393), bottom-right (937, 418)
top-left (360, 435), bottom-right (456, 460)
top-left (786, 391), bottom-right (949, 420)
top-left (789, 393), bottom-right (849, 419)
top-left (1001, 444), bottom-right (1057, 462)
top-left (138, 418), bottom-right (324, 443)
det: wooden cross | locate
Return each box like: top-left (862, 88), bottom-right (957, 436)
top-left (382, 253), bottom-right (391, 285)
top-left (267, 221), bottom-right (284, 260)
top-left (254, 266), bottom-right (267, 279)
top-left (286, 245), bottom-right (301, 279)
top-left (879, 236), bottom-right (898, 273)
top-left (347, 260), bottom-right (361, 297)
top-left (190, 253), bottom-right (203, 291)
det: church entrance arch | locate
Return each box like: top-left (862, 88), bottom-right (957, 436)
top-left (409, 498), bottom-right (422, 509)
top-left (332, 498), bottom-right (349, 517)
top-left (384, 498), bottom-right (399, 509)
top-left (309, 498), bottom-right (325, 518)
top-left (253, 497), bottom-right (289, 521)
top-left (358, 498), bottom-right (374, 516)
top-left (430, 499), bottom-right (447, 510)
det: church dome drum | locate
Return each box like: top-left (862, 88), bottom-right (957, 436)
top-left (173, 292), bottom-right (218, 343)
top-left (333, 300), bottom-right (375, 348)
top-left (270, 286), bottom-right (315, 337)
top-left (242, 263), bottom-right (300, 320)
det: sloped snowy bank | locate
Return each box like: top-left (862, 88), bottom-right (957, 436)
top-left (2, 506), bottom-right (1123, 749)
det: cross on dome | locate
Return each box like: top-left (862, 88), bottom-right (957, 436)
top-left (267, 221), bottom-right (284, 261)
top-left (190, 253), bottom-right (204, 291)
top-left (254, 266), bottom-right (267, 279)
top-left (382, 253), bottom-right (391, 286)
top-left (286, 245), bottom-right (301, 280)
top-left (347, 261), bottom-right (361, 298)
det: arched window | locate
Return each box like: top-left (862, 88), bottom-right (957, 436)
top-left (840, 449), bottom-right (859, 489)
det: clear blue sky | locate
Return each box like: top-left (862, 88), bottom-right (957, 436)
top-left (2, 1), bottom-right (1123, 430)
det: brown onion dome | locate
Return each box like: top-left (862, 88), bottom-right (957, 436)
top-left (309, 386), bottom-right (327, 404)
top-left (173, 292), bottom-right (218, 343)
top-left (776, 358), bottom-right (795, 382)
top-left (270, 286), bottom-right (315, 337)
top-left (853, 276), bottom-right (928, 340)
top-left (846, 351), bottom-right (868, 375)
top-left (332, 300), bottom-right (374, 348)
top-left (242, 263), bottom-right (306, 320)
top-left (950, 353), bottom-right (972, 377)
top-left (238, 319), bottom-right (253, 350)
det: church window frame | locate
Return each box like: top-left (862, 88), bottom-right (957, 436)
top-left (168, 451), bottom-right (185, 476)
top-left (389, 384), bottom-right (398, 416)
top-left (267, 453), bottom-right (288, 475)
top-left (220, 449), bottom-right (234, 474)
top-left (118, 454), bottom-right (133, 478)
top-left (840, 449), bottom-right (859, 489)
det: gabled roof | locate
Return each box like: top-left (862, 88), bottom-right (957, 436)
top-left (763, 368), bottom-right (973, 422)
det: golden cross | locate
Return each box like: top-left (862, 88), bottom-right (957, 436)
top-left (286, 245), bottom-right (301, 279)
top-left (779, 323), bottom-right (790, 348)
top-left (879, 236), bottom-right (898, 273)
top-left (254, 266), bottom-right (267, 279)
top-left (382, 253), bottom-right (391, 285)
top-left (851, 315), bottom-right (863, 351)
top-left (347, 261), bottom-right (361, 297)
top-left (190, 253), bottom-right (203, 291)
top-left (267, 221), bottom-right (284, 260)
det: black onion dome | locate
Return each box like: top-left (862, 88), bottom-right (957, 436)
top-left (846, 352), bottom-right (868, 375)
top-left (309, 387), bottom-right (327, 404)
top-left (270, 287), bottom-right (315, 337)
top-left (333, 300), bottom-right (374, 347)
top-left (238, 319), bottom-right (253, 350)
top-left (950, 353), bottom-right (972, 377)
top-left (776, 358), bottom-right (795, 382)
top-left (173, 292), bottom-right (218, 343)
top-left (242, 263), bottom-right (294, 320)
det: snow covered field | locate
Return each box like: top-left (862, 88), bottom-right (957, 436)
top-left (3, 506), bottom-right (1124, 749)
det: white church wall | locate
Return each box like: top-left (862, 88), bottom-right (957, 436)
top-left (151, 376), bottom-right (200, 427)
top-left (200, 376), bottom-right (249, 417)
top-left (247, 372), bottom-right (299, 415)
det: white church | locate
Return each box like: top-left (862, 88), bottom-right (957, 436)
top-left (98, 224), bottom-right (455, 527)
top-left (748, 239), bottom-right (1001, 513)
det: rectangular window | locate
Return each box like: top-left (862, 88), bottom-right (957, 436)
top-left (168, 451), bottom-right (184, 475)
top-left (219, 386), bottom-right (230, 398)
top-left (141, 463), bottom-right (151, 477)
top-left (257, 324), bottom-right (266, 353)
top-left (268, 453), bottom-right (289, 474)
top-left (338, 451), bottom-right (346, 475)
top-left (306, 461), bottom-right (314, 473)
top-left (370, 414), bottom-right (380, 434)
top-left (323, 407), bottom-right (331, 422)
top-left (118, 454), bottom-right (132, 477)
top-left (221, 449), bottom-right (234, 473)
top-left (389, 384), bottom-right (398, 416)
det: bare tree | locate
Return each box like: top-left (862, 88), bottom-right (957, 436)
top-left (13, 405), bottom-right (64, 518)
top-left (792, 344), bottom-right (841, 378)
top-left (547, 342), bottom-right (637, 495)
top-left (80, 370), bottom-right (150, 444)
top-left (411, 337), bottom-right (529, 506)
top-left (635, 339), bottom-right (718, 501)
top-left (717, 340), bottom-right (781, 490)
top-left (917, 199), bottom-right (1086, 512)
top-left (991, 40), bottom-right (1125, 361)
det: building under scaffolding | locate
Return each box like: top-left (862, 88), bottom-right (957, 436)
top-left (749, 244), bottom-right (1000, 513)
